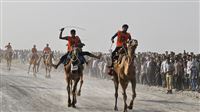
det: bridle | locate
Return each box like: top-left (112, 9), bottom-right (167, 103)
top-left (71, 47), bottom-right (81, 65)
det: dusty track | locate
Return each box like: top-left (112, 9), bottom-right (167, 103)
top-left (0, 63), bottom-right (199, 112)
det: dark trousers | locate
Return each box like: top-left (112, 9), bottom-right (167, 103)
top-left (60, 52), bottom-right (69, 63)
top-left (112, 47), bottom-right (122, 59)
top-left (190, 79), bottom-right (197, 91)
top-left (81, 51), bottom-right (92, 56)
top-left (174, 75), bottom-right (183, 90)
top-left (161, 73), bottom-right (166, 88)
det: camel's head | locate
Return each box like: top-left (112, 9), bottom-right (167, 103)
top-left (71, 47), bottom-right (80, 61)
top-left (127, 39), bottom-right (138, 57)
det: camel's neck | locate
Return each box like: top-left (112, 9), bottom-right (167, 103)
top-left (126, 55), bottom-right (135, 66)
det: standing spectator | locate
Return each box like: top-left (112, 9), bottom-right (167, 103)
top-left (174, 57), bottom-right (184, 91)
top-left (146, 57), bottom-right (156, 86)
top-left (190, 56), bottom-right (199, 91)
top-left (136, 56), bottom-right (141, 83)
top-left (186, 56), bottom-right (192, 89)
top-left (165, 57), bottom-right (175, 94)
top-left (140, 57), bottom-right (148, 84)
top-left (155, 57), bottom-right (162, 86)
top-left (161, 55), bottom-right (167, 88)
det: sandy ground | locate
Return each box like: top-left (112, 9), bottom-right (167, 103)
top-left (0, 62), bottom-right (200, 112)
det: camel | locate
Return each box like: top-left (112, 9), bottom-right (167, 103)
top-left (64, 48), bottom-right (84, 108)
top-left (43, 53), bottom-right (54, 78)
top-left (112, 39), bottom-right (138, 112)
top-left (5, 50), bottom-right (13, 71)
top-left (28, 53), bottom-right (42, 77)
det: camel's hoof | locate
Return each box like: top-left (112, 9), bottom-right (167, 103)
top-left (114, 107), bottom-right (118, 111)
top-left (72, 104), bottom-right (76, 108)
top-left (77, 91), bottom-right (81, 96)
top-left (68, 103), bottom-right (71, 107)
top-left (128, 105), bottom-right (133, 110)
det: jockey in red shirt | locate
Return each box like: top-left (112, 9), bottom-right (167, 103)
top-left (53, 28), bottom-right (101, 69)
top-left (43, 44), bottom-right (51, 54)
top-left (108, 24), bottom-right (132, 68)
top-left (32, 45), bottom-right (37, 54)
top-left (31, 45), bottom-right (38, 59)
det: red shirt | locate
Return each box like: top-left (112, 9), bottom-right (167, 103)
top-left (67, 36), bottom-right (80, 52)
top-left (116, 31), bottom-right (131, 47)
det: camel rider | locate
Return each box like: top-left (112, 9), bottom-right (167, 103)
top-left (43, 43), bottom-right (51, 58)
top-left (53, 28), bottom-right (101, 69)
top-left (108, 24), bottom-right (132, 68)
top-left (5, 43), bottom-right (13, 52)
top-left (31, 45), bottom-right (38, 59)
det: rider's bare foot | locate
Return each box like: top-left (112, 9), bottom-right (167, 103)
top-left (52, 64), bottom-right (58, 69)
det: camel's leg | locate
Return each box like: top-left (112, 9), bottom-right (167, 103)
top-left (48, 66), bottom-right (52, 78)
top-left (7, 59), bottom-right (11, 70)
top-left (100, 70), bottom-right (103, 79)
top-left (6, 60), bottom-right (8, 70)
top-left (120, 79), bottom-right (128, 112)
top-left (36, 64), bottom-right (39, 73)
top-left (128, 79), bottom-right (137, 110)
top-left (67, 78), bottom-right (71, 107)
top-left (64, 68), bottom-right (68, 84)
top-left (46, 66), bottom-right (49, 78)
top-left (64, 67), bottom-right (72, 107)
top-left (28, 64), bottom-right (31, 74)
top-left (72, 78), bottom-right (80, 108)
top-left (32, 64), bottom-right (35, 73)
top-left (47, 66), bottom-right (49, 78)
top-left (9, 59), bottom-right (12, 70)
top-left (32, 65), bottom-right (35, 74)
top-left (45, 65), bottom-right (48, 78)
top-left (8, 60), bottom-right (10, 70)
top-left (6, 60), bottom-right (9, 70)
top-left (44, 61), bottom-right (47, 78)
top-left (114, 75), bottom-right (119, 111)
top-left (33, 64), bottom-right (37, 77)
top-left (36, 57), bottom-right (41, 73)
top-left (47, 65), bottom-right (51, 78)
top-left (7, 57), bottom-right (12, 70)
top-left (77, 74), bottom-right (83, 96)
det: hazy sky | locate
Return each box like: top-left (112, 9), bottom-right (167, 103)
top-left (0, 0), bottom-right (199, 53)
